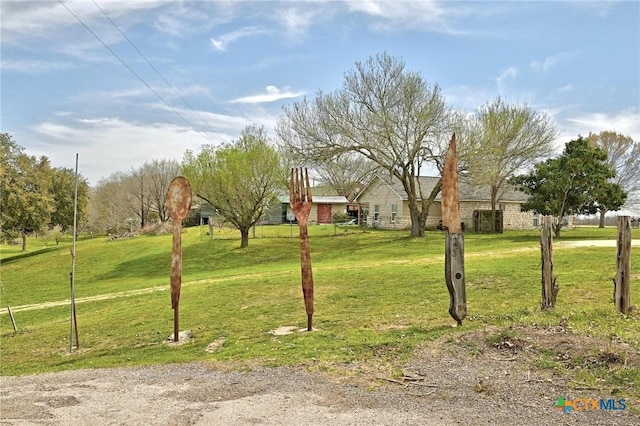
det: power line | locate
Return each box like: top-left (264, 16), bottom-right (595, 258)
top-left (57, 0), bottom-right (212, 143)
top-left (91, 0), bottom-right (218, 136)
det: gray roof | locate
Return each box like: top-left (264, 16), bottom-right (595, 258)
top-left (278, 195), bottom-right (348, 204)
top-left (359, 176), bottom-right (529, 203)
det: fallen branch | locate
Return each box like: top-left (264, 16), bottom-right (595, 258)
top-left (402, 375), bottom-right (425, 382)
top-left (490, 355), bottom-right (519, 361)
top-left (407, 382), bottom-right (438, 388)
top-left (378, 376), bottom-right (438, 388)
top-left (570, 380), bottom-right (600, 391)
top-left (378, 377), bottom-right (406, 385)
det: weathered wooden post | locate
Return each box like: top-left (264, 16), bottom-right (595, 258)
top-left (441, 133), bottom-right (467, 326)
top-left (166, 176), bottom-right (192, 342)
top-left (540, 215), bottom-right (558, 310)
top-left (615, 216), bottom-right (632, 314)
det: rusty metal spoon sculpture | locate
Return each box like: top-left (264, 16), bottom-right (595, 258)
top-left (166, 176), bottom-right (192, 342)
top-left (290, 168), bottom-right (315, 331)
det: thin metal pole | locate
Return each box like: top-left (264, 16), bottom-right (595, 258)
top-left (70, 153), bottom-right (80, 352)
top-left (7, 306), bottom-right (17, 332)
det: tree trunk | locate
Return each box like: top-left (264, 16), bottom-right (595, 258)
top-left (21, 232), bottom-right (27, 252)
top-left (553, 217), bottom-right (562, 238)
top-left (240, 227), bottom-right (250, 248)
top-left (599, 210), bottom-right (606, 228)
top-left (409, 205), bottom-right (425, 237)
top-left (490, 185), bottom-right (497, 233)
top-left (406, 177), bottom-right (441, 238)
top-left (403, 177), bottom-right (424, 237)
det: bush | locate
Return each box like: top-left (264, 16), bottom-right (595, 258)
top-left (139, 222), bottom-right (172, 236)
top-left (332, 212), bottom-right (350, 223)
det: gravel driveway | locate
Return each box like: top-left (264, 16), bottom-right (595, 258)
top-left (2, 327), bottom-right (637, 425)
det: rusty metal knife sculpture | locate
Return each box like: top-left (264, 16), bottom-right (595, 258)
top-left (290, 168), bottom-right (315, 331)
top-left (166, 176), bottom-right (192, 342)
top-left (441, 133), bottom-right (467, 326)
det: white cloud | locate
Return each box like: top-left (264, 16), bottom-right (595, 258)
top-left (210, 38), bottom-right (225, 51)
top-left (230, 85), bottom-right (305, 104)
top-left (557, 84), bottom-right (574, 93)
top-left (530, 51), bottom-right (578, 73)
top-left (68, 84), bottom-right (211, 105)
top-left (0, 59), bottom-right (73, 74)
top-left (275, 7), bottom-right (322, 38)
top-left (27, 102), bottom-right (283, 185)
top-left (345, 0), bottom-right (484, 35)
top-left (568, 1), bottom-right (617, 18)
top-left (2, 0), bottom-right (166, 44)
top-left (443, 85), bottom-right (494, 112)
top-left (210, 26), bottom-right (268, 51)
top-left (530, 56), bottom-right (559, 73)
top-left (31, 117), bottom-right (227, 185)
top-left (496, 66), bottom-right (518, 94)
top-left (563, 109), bottom-right (640, 142)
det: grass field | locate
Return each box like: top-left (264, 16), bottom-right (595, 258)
top-left (1, 224), bottom-right (639, 402)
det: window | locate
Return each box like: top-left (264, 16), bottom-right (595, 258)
top-left (373, 205), bottom-right (380, 221)
top-left (533, 212), bottom-right (539, 227)
top-left (391, 203), bottom-right (397, 223)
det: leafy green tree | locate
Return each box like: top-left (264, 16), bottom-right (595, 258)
top-left (183, 125), bottom-right (286, 248)
top-left (0, 133), bottom-right (54, 251)
top-left (49, 167), bottom-right (90, 233)
top-left (511, 136), bottom-right (626, 237)
top-left (587, 131), bottom-right (640, 226)
top-left (277, 53), bottom-right (454, 237)
top-left (592, 181), bottom-right (627, 226)
top-left (465, 97), bottom-right (557, 232)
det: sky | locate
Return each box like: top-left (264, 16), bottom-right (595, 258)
top-left (2, 0), bottom-right (639, 187)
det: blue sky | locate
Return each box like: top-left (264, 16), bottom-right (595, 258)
top-left (2, 0), bottom-right (639, 186)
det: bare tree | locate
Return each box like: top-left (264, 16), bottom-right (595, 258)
top-left (277, 53), bottom-right (453, 237)
top-left (313, 154), bottom-right (379, 201)
top-left (465, 97), bottom-right (557, 232)
top-left (125, 170), bottom-right (152, 229)
top-left (587, 131), bottom-right (640, 225)
top-left (141, 159), bottom-right (181, 223)
top-left (88, 172), bottom-right (139, 234)
top-left (88, 159), bottom-right (181, 235)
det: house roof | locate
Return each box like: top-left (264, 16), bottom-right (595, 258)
top-left (309, 185), bottom-right (340, 197)
top-left (356, 175), bottom-right (529, 203)
top-left (278, 194), bottom-right (348, 204)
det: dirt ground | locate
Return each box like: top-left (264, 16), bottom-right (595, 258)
top-left (1, 326), bottom-right (638, 425)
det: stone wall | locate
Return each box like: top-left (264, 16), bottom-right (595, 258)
top-left (366, 200), bottom-right (537, 231)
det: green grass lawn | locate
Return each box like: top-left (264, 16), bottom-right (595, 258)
top-left (1, 224), bottom-right (639, 401)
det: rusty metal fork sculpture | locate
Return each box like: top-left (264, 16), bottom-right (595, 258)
top-left (290, 168), bottom-right (314, 331)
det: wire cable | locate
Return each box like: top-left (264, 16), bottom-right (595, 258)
top-left (91, 0), bottom-right (218, 136)
top-left (57, 0), bottom-right (212, 143)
